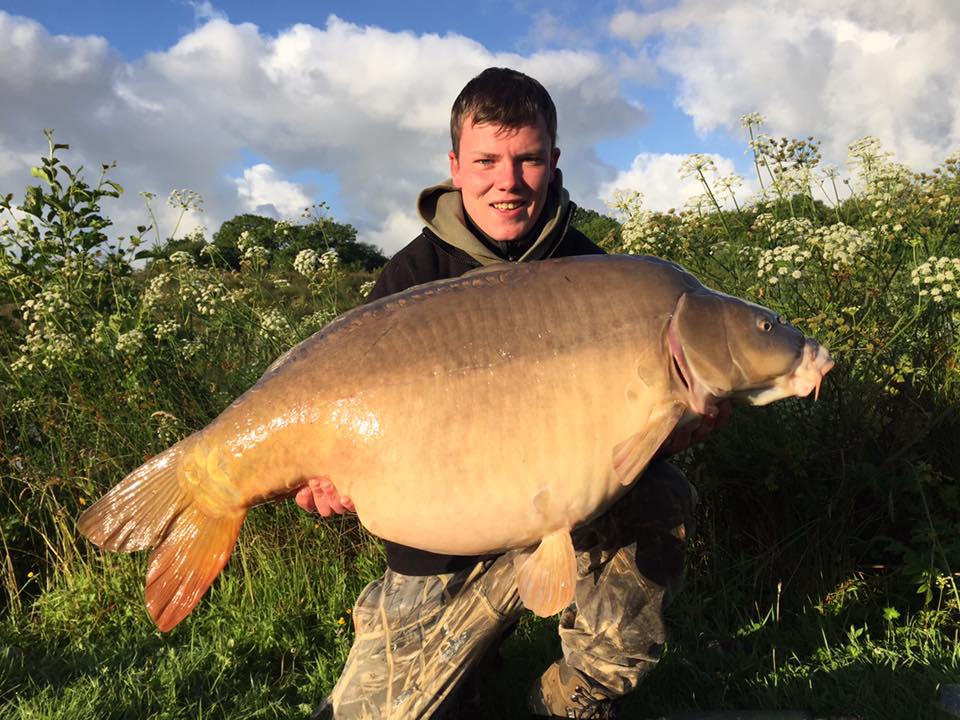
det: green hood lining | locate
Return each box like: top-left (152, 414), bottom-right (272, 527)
top-left (416, 169), bottom-right (572, 266)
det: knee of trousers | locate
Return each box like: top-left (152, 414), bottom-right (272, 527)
top-left (621, 460), bottom-right (696, 536)
top-left (612, 460), bottom-right (697, 590)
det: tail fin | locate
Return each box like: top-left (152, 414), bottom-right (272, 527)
top-left (78, 442), bottom-right (246, 631)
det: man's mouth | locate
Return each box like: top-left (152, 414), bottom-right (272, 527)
top-left (491, 201), bottom-right (526, 211)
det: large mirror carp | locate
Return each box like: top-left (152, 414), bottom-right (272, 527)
top-left (78, 254), bottom-right (834, 631)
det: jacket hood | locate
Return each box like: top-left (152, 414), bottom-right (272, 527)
top-left (416, 170), bottom-right (572, 266)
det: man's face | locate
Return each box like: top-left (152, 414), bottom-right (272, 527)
top-left (449, 116), bottom-right (560, 243)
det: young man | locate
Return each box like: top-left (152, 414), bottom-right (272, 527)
top-left (299, 67), bottom-right (717, 719)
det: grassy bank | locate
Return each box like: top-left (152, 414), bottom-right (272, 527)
top-left (1, 125), bottom-right (959, 718)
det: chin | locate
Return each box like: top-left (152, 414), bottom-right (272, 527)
top-left (490, 222), bottom-right (532, 243)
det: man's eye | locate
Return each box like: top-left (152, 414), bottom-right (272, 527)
top-left (475, 159), bottom-right (493, 166)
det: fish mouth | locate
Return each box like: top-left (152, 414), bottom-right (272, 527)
top-left (733, 338), bottom-right (834, 406)
top-left (788, 340), bottom-right (834, 400)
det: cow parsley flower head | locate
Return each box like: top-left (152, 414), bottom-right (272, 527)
top-left (115, 329), bottom-right (146, 355)
top-left (756, 244), bottom-right (813, 284)
top-left (814, 223), bottom-right (874, 271)
top-left (168, 251), bottom-right (194, 267)
top-left (911, 256), bottom-right (960, 303)
top-left (294, 249), bottom-right (319, 278)
top-left (679, 154), bottom-right (717, 180)
top-left (319, 249), bottom-right (339, 272)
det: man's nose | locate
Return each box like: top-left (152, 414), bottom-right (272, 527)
top-left (494, 159), bottom-right (523, 189)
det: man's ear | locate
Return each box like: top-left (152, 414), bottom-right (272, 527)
top-left (549, 147), bottom-right (561, 181)
top-left (449, 150), bottom-right (462, 188)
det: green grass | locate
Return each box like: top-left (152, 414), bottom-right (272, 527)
top-left (1, 509), bottom-right (381, 719)
top-left (4, 519), bottom-right (958, 718)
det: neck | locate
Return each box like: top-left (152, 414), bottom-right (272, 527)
top-left (464, 211), bottom-right (548, 262)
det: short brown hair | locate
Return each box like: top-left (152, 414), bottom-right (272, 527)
top-left (450, 67), bottom-right (557, 156)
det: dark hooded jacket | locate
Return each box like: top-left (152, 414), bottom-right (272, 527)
top-left (366, 171), bottom-right (605, 575)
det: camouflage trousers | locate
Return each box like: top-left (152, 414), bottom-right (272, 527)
top-left (320, 460), bottom-right (696, 719)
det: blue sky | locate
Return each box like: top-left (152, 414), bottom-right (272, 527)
top-left (1, 1), bottom-right (957, 252)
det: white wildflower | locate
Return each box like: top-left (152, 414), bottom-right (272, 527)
top-left (12, 397), bottom-right (38, 412)
top-left (168, 188), bottom-right (204, 212)
top-left (739, 112), bottom-right (766, 129)
top-left (143, 273), bottom-right (171, 311)
top-left (115, 329), bottom-right (146, 355)
top-left (241, 244), bottom-right (270, 271)
top-left (679, 154), bottom-right (717, 180)
top-left (257, 309), bottom-right (292, 341)
top-left (180, 337), bottom-right (205, 359)
top-left (815, 223), bottom-right (873, 269)
top-left (319, 249), bottom-right (339, 272)
top-left (294, 249), bottom-right (320, 278)
top-left (168, 251), bottom-right (194, 267)
top-left (153, 319), bottom-right (179, 341)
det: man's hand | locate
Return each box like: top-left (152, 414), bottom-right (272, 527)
top-left (657, 399), bottom-right (733, 456)
top-left (295, 476), bottom-right (356, 517)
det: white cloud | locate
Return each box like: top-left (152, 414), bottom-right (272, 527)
top-left (0, 11), bottom-right (644, 255)
top-left (189, 1), bottom-right (228, 24)
top-left (365, 209), bottom-right (425, 255)
top-left (233, 163), bottom-right (311, 220)
top-left (599, 152), bottom-right (752, 212)
top-left (610, 0), bottom-right (960, 170)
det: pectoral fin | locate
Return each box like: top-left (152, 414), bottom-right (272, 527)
top-left (612, 404), bottom-right (685, 485)
top-left (515, 529), bottom-right (577, 617)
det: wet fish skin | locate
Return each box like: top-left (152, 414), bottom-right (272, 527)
top-left (77, 254), bottom-right (833, 630)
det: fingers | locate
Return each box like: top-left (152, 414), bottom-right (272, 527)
top-left (294, 484), bottom-right (316, 512)
top-left (295, 476), bottom-right (355, 516)
top-left (689, 414), bottom-right (716, 444)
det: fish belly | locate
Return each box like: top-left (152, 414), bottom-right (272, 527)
top-left (342, 349), bottom-right (652, 554)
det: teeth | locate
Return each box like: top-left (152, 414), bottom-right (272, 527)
top-left (493, 202), bottom-right (523, 210)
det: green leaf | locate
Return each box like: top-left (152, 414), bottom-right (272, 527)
top-left (30, 167), bottom-right (52, 184)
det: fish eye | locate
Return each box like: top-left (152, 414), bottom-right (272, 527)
top-left (758, 318), bottom-right (774, 333)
